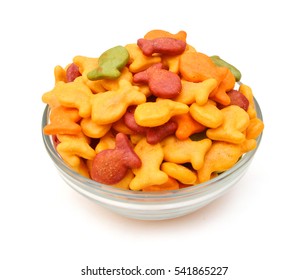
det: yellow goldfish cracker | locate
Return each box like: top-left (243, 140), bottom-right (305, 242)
top-left (54, 65), bottom-right (66, 83)
top-left (52, 77), bottom-right (93, 118)
top-left (112, 170), bottom-right (135, 190)
top-left (142, 177), bottom-right (179, 192)
top-left (241, 138), bottom-right (257, 153)
top-left (245, 118), bottom-right (264, 139)
top-left (239, 84), bottom-right (257, 119)
top-left (100, 67), bottom-right (133, 91)
top-left (190, 101), bottom-right (224, 128)
top-left (94, 131), bottom-right (116, 153)
top-left (173, 78), bottom-right (217, 105)
top-left (198, 141), bottom-right (243, 183)
top-left (161, 162), bottom-right (197, 185)
top-left (129, 138), bottom-right (168, 191)
top-left (80, 118), bottom-right (112, 138)
top-left (125, 44), bottom-right (161, 73)
top-left (134, 99), bottom-right (189, 127)
top-left (206, 105), bottom-right (250, 144)
top-left (92, 80), bottom-right (146, 125)
top-left (161, 136), bottom-right (212, 170)
top-left (56, 132), bottom-right (96, 168)
top-left (73, 55), bottom-right (106, 93)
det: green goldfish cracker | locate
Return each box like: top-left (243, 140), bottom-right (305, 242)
top-left (210, 55), bottom-right (242, 82)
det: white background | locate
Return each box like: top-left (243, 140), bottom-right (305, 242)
top-left (1, 0), bottom-right (307, 279)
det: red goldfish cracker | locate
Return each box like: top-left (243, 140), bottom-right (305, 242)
top-left (130, 138), bottom-right (168, 191)
top-left (43, 106), bottom-right (81, 135)
top-left (142, 177), bottom-right (179, 192)
top-left (161, 136), bottom-right (212, 170)
top-left (179, 52), bottom-right (228, 83)
top-left (91, 133), bottom-right (141, 185)
top-left (137, 37), bottom-right (186, 57)
top-left (91, 80), bottom-right (146, 125)
top-left (134, 99), bottom-right (189, 127)
top-left (73, 56), bottom-right (106, 93)
top-left (57, 132), bottom-right (96, 170)
top-left (66, 63), bottom-right (82, 82)
top-left (173, 78), bottom-right (217, 105)
top-left (239, 84), bottom-right (257, 119)
top-left (245, 118), bottom-right (264, 140)
top-left (80, 118), bottom-right (112, 138)
top-left (198, 141), bottom-right (243, 183)
top-left (209, 69), bottom-right (235, 106)
top-left (206, 105), bottom-right (250, 144)
top-left (161, 162), bottom-right (197, 185)
top-left (125, 44), bottom-right (161, 73)
top-left (144, 30), bottom-right (187, 41)
top-left (173, 112), bottom-right (205, 140)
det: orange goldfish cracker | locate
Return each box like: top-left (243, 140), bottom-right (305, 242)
top-left (239, 84), bottom-right (257, 119)
top-left (198, 141), bottom-right (243, 182)
top-left (100, 67), bottom-right (133, 91)
top-left (173, 78), bottom-right (217, 105)
top-left (134, 99), bottom-right (189, 127)
top-left (44, 106), bottom-right (81, 135)
top-left (161, 162), bottom-right (197, 185)
top-left (57, 132), bottom-right (96, 168)
top-left (173, 112), bottom-right (205, 140)
top-left (91, 80), bottom-right (146, 125)
top-left (161, 136), bottom-right (212, 170)
top-left (130, 138), bottom-right (168, 191)
top-left (245, 118), bottom-right (264, 139)
top-left (206, 105), bottom-right (250, 144)
top-left (142, 177), bottom-right (179, 192)
top-left (80, 118), bottom-right (112, 138)
top-left (190, 101), bottom-right (224, 128)
top-left (179, 52), bottom-right (228, 83)
top-left (241, 139), bottom-right (257, 153)
top-left (112, 170), bottom-right (135, 190)
top-left (209, 69), bottom-right (235, 105)
top-left (125, 44), bottom-right (161, 73)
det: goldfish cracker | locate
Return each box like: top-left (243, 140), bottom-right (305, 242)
top-left (179, 52), bottom-right (228, 83)
top-left (100, 67), bottom-right (133, 91)
top-left (50, 77), bottom-right (93, 118)
top-left (54, 65), bottom-right (66, 83)
top-left (197, 141), bottom-right (243, 182)
top-left (209, 68), bottom-right (235, 105)
top-left (245, 118), bottom-right (264, 139)
top-left (130, 138), bottom-right (168, 191)
top-left (80, 118), bottom-right (111, 138)
top-left (210, 55), bottom-right (242, 82)
top-left (206, 105), bottom-right (250, 144)
top-left (190, 101), bottom-right (224, 128)
top-left (134, 99), bottom-right (189, 127)
top-left (43, 106), bottom-right (81, 135)
top-left (56, 132), bottom-right (96, 168)
top-left (94, 131), bottom-right (116, 153)
top-left (173, 112), bottom-right (205, 140)
top-left (73, 55), bottom-right (107, 93)
top-left (66, 63), bottom-right (81, 82)
top-left (239, 84), bottom-right (257, 119)
top-left (137, 37), bottom-right (186, 56)
top-left (144, 29), bottom-right (187, 41)
top-left (161, 162), bottom-right (197, 185)
top-left (142, 177), bottom-right (179, 192)
top-left (91, 80), bottom-right (146, 125)
top-left (173, 78), bottom-right (217, 105)
top-left (87, 46), bottom-right (129, 80)
top-left (161, 136), bottom-right (212, 170)
top-left (125, 43), bottom-right (161, 73)
top-left (91, 133), bottom-right (141, 185)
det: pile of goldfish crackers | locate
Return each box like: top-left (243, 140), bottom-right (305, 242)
top-left (42, 29), bottom-right (264, 192)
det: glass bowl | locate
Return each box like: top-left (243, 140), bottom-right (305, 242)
top-left (42, 98), bottom-right (263, 220)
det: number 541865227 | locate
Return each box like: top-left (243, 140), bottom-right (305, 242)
top-left (174, 266), bottom-right (228, 276)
